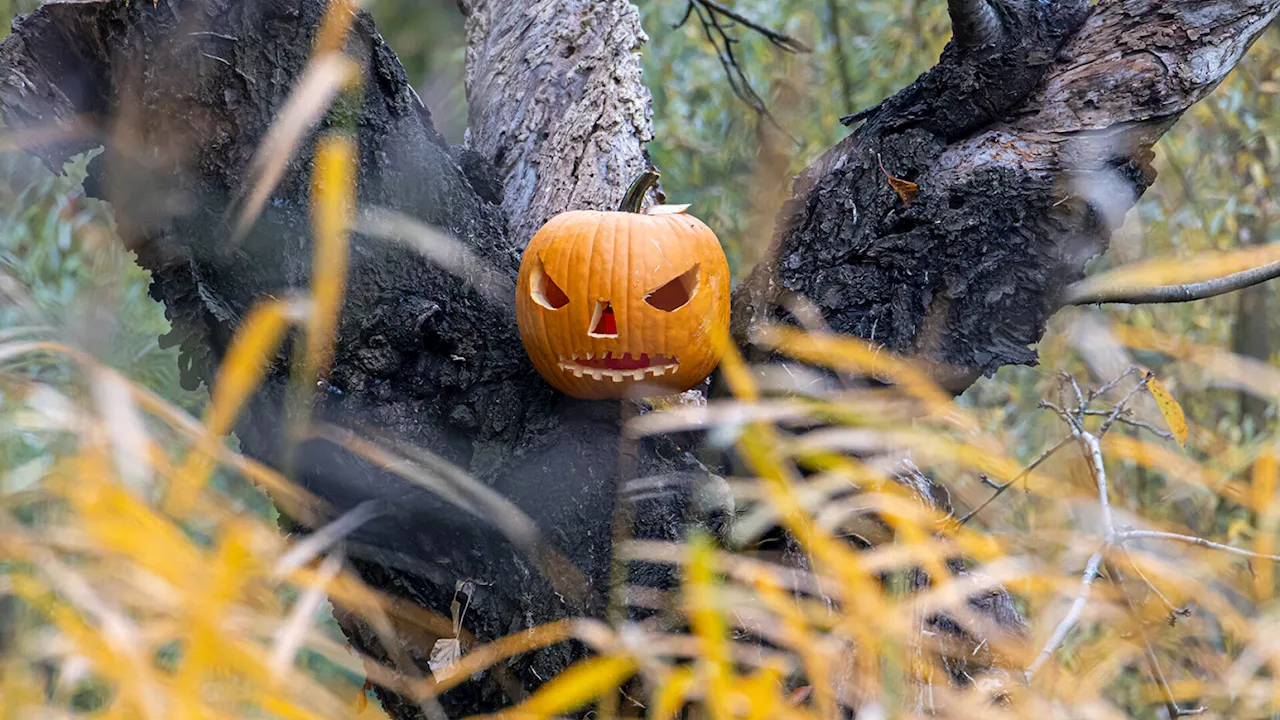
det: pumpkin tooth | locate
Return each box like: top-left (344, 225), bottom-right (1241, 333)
top-left (632, 370), bottom-right (645, 380)
top-left (586, 352), bottom-right (593, 360)
top-left (572, 368), bottom-right (584, 378)
top-left (611, 372), bottom-right (624, 383)
top-left (652, 367), bottom-right (665, 376)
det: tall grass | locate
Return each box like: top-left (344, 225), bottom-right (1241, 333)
top-left (5, 2), bottom-right (1280, 718)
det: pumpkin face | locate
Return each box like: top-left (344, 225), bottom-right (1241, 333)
top-left (516, 195), bottom-right (730, 400)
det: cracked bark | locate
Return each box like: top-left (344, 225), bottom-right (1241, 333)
top-left (2, 0), bottom-right (1277, 716)
top-left (737, 0), bottom-right (1280, 391)
top-left (459, 0), bottom-right (659, 247)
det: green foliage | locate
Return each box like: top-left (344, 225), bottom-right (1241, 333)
top-left (0, 151), bottom-right (206, 415)
top-left (639, 0), bottom-right (949, 274)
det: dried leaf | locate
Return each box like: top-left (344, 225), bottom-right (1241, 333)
top-left (428, 638), bottom-right (462, 681)
top-left (877, 153), bottom-right (918, 207)
top-left (1146, 375), bottom-right (1188, 448)
top-left (356, 680), bottom-right (372, 713)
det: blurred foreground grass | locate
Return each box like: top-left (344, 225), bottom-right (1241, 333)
top-left (6, 2), bottom-right (1280, 719)
top-left (7, 128), bottom-right (1280, 715)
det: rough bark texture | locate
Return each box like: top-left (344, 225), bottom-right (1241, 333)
top-left (2, 0), bottom-right (1278, 716)
top-left (735, 0), bottom-right (1280, 392)
top-left (0, 1), bottom-right (700, 714)
top-left (459, 0), bottom-right (658, 246)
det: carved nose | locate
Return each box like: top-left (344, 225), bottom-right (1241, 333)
top-left (589, 300), bottom-right (618, 337)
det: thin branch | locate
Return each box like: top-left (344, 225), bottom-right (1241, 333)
top-left (689, 0), bottom-right (811, 53)
top-left (1119, 545), bottom-right (1187, 620)
top-left (1027, 548), bottom-right (1105, 679)
top-left (1029, 373), bottom-right (1122, 679)
top-left (1082, 410), bottom-right (1174, 441)
top-left (1065, 260), bottom-right (1280, 306)
top-left (958, 435), bottom-right (1071, 525)
top-left (1097, 372), bottom-right (1153, 437)
top-left (1087, 366), bottom-right (1140, 403)
top-left (1120, 529), bottom-right (1280, 562)
top-left (825, 0), bottom-right (855, 109)
top-left (676, 0), bottom-right (809, 121)
top-left (1108, 559), bottom-right (1207, 717)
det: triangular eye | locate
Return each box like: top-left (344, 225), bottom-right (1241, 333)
top-left (644, 264), bottom-right (699, 312)
top-left (530, 257), bottom-right (569, 310)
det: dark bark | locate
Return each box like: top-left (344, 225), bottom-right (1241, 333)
top-left (736, 0), bottom-right (1280, 392)
top-left (3, 0), bottom-right (1279, 716)
top-left (0, 1), bottom-right (702, 714)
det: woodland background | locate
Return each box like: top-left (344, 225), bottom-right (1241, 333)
top-left (4, 0), bottom-right (1280, 717)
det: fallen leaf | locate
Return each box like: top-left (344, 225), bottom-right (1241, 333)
top-left (356, 680), bottom-right (372, 713)
top-left (877, 153), bottom-right (918, 207)
top-left (1146, 374), bottom-right (1188, 448)
top-left (429, 638), bottom-right (463, 680)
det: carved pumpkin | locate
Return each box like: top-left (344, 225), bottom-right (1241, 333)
top-left (516, 171), bottom-right (730, 400)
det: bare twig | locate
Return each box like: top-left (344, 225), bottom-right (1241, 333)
top-left (1097, 372), bottom-right (1153, 437)
top-left (1066, 260), bottom-right (1280, 306)
top-left (1082, 410), bottom-right (1174, 441)
top-left (685, 0), bottom-right (811, 53)
top-left (1026, 548), bottom-right (1105, 678)
top-left (1087, 366), bottom-right (1140, 402)
top-left (1108, 560), bottom-right (1207, 717)
top-left (957, 435), bottom-right (1071, 525)
top-left (1120, 529), bottom-right (1280, 562)
top-left (1119, 545), bottom-right (1187, 620)
top-left (676, 0), bottom-right (809, 121)
top-left (1029, 376), bottom-right (1121, 679)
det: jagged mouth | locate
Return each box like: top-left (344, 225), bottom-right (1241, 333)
top-left (557, 353), bottom-right (679, 382)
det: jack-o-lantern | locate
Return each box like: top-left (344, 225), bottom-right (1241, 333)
top-left (516, 170), bottom-right (730, 400)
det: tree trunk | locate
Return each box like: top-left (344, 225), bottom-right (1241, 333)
top-left (2, 0), bottom-right (1278, 716)
top-left (1235, 206), bottom-right (1273, 431)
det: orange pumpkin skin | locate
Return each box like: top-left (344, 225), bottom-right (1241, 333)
top-left (516, 208), bottom-right (730, 400)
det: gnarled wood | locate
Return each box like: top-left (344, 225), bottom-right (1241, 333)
top-left (4, 0), bottom-right (1278, 716)
top-left (459, 0), bottom-right (658, 246)
top-left (736, 0), bottom-right (1280, 392)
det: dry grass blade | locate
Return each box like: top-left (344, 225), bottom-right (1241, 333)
top-left (169, 298), bottom-right (305, 516)
top-left (273, 499), bottom-right (384, 578)
top-left (356, 205), bottom-right (515, 304)
top-left (471, 655), bottom-right (638, 720)
top-left (228, 53), bottom-right (360, 245)
top-left (0, 116), bottom-right (96, 152)
top-left (752, 324), bottom-right (977, 433)
top-left (89, 366), bottom-right (154, 494)
top-left (306, 133), bottom-right (356, 387)
top-left (313, 0), bottom-right (362, 55)
top-left (271, 553), bottom-right (344, 674)
top-left (313, 423), bottom-right (593, 604)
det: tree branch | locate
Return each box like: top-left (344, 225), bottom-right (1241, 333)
top-left (736, 0), bottom-right (1280, 393)
top-left (947, 0), bottom-right (1006, 48)
top-left (1065, 260), bottom-right (1280, 306)
top-left (674, 0), bottom-right (809, 121)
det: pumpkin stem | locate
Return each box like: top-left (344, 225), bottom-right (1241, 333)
top-left (618, 169), bottom-right (660, 213)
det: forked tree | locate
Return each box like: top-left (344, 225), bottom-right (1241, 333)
top-left (1, 0), bottom-right (1276, 715)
